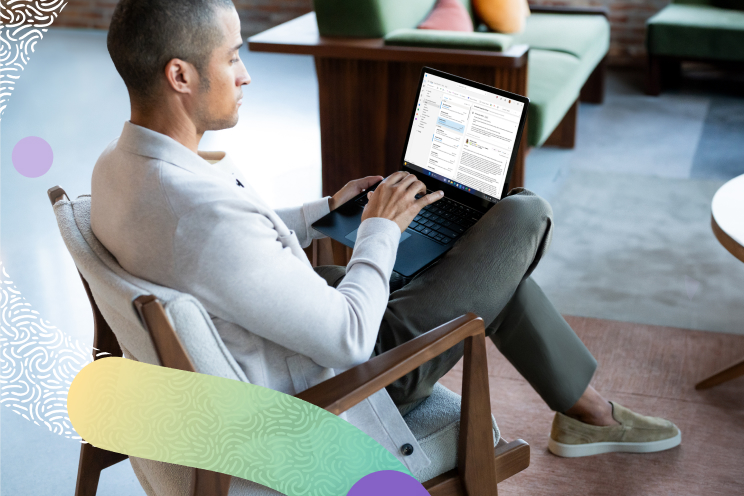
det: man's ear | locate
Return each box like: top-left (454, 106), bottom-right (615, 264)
top-left (163, 58), bottom-right (198, 95)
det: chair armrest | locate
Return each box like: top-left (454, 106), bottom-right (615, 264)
top-left (384, 28), bottom-right (514, 52)
top-left (528, 5), bottom-right (610, 18)
top-left (296, 313), bottom-right (485, 415)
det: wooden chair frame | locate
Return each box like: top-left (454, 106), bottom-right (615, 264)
top-left (50, 186), bottom-right (529, 496)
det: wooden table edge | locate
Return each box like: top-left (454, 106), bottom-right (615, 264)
top-left (712, 214), bottom-right (744, 264)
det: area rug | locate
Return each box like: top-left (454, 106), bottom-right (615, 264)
top-left (439, 315), bottom-right (744, 495)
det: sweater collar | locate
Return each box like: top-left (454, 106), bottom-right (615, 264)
top-left (116, 121), bottom-right (219, 177)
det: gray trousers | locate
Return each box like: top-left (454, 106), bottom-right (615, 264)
top-left (315, 188), bottom-right (597, 416)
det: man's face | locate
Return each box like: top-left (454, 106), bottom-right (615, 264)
top-left (194, 7), bottom-right (250, 131)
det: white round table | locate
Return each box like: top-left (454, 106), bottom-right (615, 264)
top-left (696, 174), bottom-right (744, 389)
top-left (711, 174), bottom-right (744, 263)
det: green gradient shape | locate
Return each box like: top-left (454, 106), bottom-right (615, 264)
top-left (67, 357), bottom-right (410, 495)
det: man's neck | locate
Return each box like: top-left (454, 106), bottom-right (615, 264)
top-left (130, 99), bottom-right (203, 154)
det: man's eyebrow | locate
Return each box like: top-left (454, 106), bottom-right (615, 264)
top-left (229, 42), bottom-right (243, 53)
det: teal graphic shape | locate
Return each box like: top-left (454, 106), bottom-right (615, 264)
top-left (67, 357), bottom-right (410, 495)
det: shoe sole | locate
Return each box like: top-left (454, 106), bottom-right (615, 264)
top-left (548, 431), bottom-right (682, 458)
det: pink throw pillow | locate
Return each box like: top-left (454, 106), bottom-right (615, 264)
top-left (418, 0), bottom-right (474, 32)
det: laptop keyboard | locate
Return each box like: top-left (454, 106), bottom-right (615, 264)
top-left (355, 192), bottom-right (483, 245)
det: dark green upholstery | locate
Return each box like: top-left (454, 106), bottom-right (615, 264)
top-left (384, 29), bottom-right (513, 51)
top-left (647, 2), bottom-right (744, 62)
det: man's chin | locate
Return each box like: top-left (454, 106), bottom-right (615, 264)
top-left (208, 113), bottom-right (240, 131)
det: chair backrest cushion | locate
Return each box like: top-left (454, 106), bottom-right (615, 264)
top-left (53, 195), bottom-right (248, 381)
top-left (55, 195), bottom-right (258, 494)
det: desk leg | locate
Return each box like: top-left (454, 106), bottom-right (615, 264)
top-left (695, 358), bottom-right (744, 390)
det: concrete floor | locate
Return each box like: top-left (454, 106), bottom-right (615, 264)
top-left (528, 70), bottom-right (744, 334)
top-left (1, 28), bottom-right (743, 495)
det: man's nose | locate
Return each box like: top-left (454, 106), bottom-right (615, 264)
top-left (238, 61), bottom-right (251, 86)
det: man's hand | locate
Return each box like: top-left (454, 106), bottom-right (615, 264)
top-left (362, 172), bottom-right (443, 233)
top-left (329, 176), bottom-right (383, 211)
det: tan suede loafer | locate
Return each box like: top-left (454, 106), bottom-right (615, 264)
top-left (548, 402), bottom-right (681, 457)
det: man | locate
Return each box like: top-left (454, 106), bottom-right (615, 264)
top-left (93, 0), bottom-right (681, 491)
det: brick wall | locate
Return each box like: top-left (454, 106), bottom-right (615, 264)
top-left (55, 0), bottom-right (667, 66)
top-left (55, 0), bottom-right (314, 35)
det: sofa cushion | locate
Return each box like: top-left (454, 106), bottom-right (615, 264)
top-left (404, 383), bottom-right (500, 482)
top-left (511, 13), bottom-right (610, 80)
top-left (419, 0), bottom-right (474, 31)
top-left (385, 28), bottom-right (513, 51)
top-left (647, 4), bottom-right (744, 61)
top-left (527, 49), bottom-right (585, 147)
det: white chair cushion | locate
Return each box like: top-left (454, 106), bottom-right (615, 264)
top-left (404, 383), bottom-right (500, 483)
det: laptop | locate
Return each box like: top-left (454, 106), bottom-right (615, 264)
top-left (312, 67), bottom-right (530, 277)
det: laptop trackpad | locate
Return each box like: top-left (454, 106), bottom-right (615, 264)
top-left (345, 228), bottom-right (411, 244)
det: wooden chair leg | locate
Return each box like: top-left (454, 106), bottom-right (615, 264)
top-left (543, 99), bottom-right (578, 149)
top-left (580, 56), bottom-right (606, 104)
top-left (193, 469), bottom-right (232, 496)
top-left (74, 443), bottom-right (128, 496)
top-left (695, 357), bottom-right (744, 390)
top-left (646, 55), bottom-right (681, 96)
top-left (662, 57), bottom-right (682, 89)
top-left (646, 55), bottom-right (662, 96)
top-left (458, 333), bottom-right (498, 494)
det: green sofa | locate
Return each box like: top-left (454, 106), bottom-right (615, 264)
top-left (646, 0), bottom-right (744, 94)
top-left (315, 0), bottom-right (610, 148)
top-left (248, 1), bottom-right (609, 195)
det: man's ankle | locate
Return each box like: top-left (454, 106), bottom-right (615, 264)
top-left (564, 400), bottom-right (618, 427)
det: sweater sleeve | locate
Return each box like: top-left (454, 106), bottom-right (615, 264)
top-left (172, 199), bottom-right (401, 369)
top-left (275, 197), bottom-right (331, 248)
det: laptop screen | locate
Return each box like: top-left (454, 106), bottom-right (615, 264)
top-left (402, 70), bottom-right (527, 203)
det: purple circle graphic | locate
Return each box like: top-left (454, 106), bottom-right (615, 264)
top-left (12, 136), bottom-right (54, 178)
top-left (347, 471), bottom-right (429, 496)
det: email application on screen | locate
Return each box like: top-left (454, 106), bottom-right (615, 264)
top-left (403, 72), bottom-right (525, 202)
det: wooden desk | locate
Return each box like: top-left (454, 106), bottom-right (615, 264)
top-left (248, 13), bottom-right (529, 197)
top-left (696, 174), bottom-right (744, 389)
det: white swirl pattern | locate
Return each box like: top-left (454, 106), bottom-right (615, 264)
top-left (0, 0), bottom-right (68, 118)
top-left (0, 262), bottom-right (92, 438)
